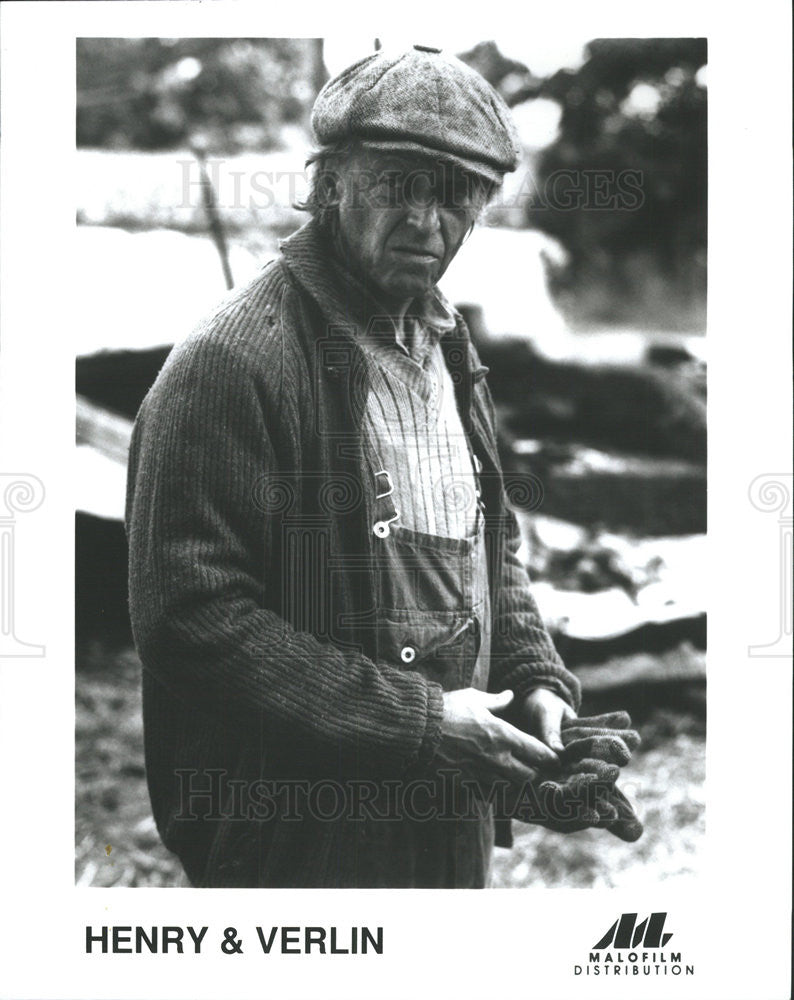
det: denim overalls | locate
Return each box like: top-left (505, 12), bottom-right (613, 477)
top-left (353, 341), bottom-right (496, 888)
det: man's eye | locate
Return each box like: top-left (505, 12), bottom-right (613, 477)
top-left (437, 173), bottom-right (471, 209)
top-left (372, 174), bottom-right (404, 204)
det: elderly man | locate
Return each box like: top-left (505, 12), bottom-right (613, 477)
top-left (127, 46), bottom-right (636, 889)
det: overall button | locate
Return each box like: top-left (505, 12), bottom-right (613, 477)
top-left (400, 646), bottom-right (416, 664)
top-left (373, 509), bottom-right (400, 537)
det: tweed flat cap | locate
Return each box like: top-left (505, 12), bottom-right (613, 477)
top-left (311, 45), bottom-right (521, 182)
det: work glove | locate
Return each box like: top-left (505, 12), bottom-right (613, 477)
top-left (506, 711), bottom-right (643, 841)
top-left (559, 711), bottom-right (644, 842)
top-left (507, 770), bottom-right (620, 833)
top-left (598, 784), bottom-right (644, 842)
top-left (560, 711), bottom-right (641, 767)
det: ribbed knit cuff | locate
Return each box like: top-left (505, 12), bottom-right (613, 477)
top-left (413, 681), bottom-right (445, 770)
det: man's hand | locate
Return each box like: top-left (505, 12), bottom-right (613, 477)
top-left (437, 689), bottom-right (559, 786)
top-left (514, 687), bottom-right (577, 755)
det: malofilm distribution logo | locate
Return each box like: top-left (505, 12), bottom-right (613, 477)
top-left (574, 913), bottom-right (695, 978)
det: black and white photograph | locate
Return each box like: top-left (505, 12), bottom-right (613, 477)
top-left (75, 35), bottom-right (707, 892)
top-left (1, 4), bottom-right (791, 999)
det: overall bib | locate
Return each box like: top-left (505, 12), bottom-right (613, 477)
top-left (359, 453), bottom-right (495, 888)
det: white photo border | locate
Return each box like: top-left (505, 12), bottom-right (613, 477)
top-left (0, 3), bottom-right (791, 998)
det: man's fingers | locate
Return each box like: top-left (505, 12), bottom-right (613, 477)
top-left (490, 753), bottom-right (537, 787)
top-left (484, 689), bottom-right (514, 713)
top-left (498, 719), bottom-right (560, 767)
top-left (522, 689), bottom-right (573, 752)
top-left (536, 712), bottom-right (566, 754)
top-left (523, 691), bottom-right (570, 753)
top-left (451, 752), bottom-right (537, 793)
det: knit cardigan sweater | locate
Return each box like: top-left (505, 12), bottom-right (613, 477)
top-left (125, 218), bottom-right (581, 886)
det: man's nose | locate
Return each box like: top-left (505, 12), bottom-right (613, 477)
top-left (405, 197), bottom-right (441, 233)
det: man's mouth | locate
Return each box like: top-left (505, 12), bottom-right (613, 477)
top-left (390, 247), bottom-right (440, 263)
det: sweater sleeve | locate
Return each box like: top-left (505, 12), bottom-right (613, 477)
top-left (464, 350), bottom-right (581, 713)
top-left (125, 326), bottom-right (444, 777)
top-left (488, 501), bottom-right (582, 712)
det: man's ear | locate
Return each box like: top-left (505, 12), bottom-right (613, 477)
top-left (317, 166), bottom-right (343, 211)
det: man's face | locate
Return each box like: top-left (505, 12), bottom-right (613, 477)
top-left (335, 148), bottom-right (491, 308)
